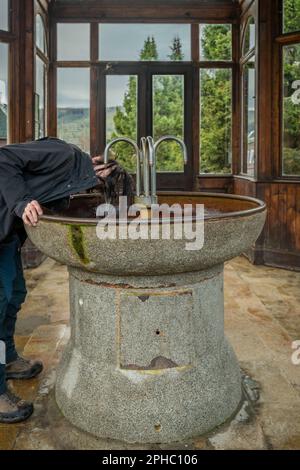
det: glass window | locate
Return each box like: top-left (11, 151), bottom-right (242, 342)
top-left (242, 56), bottom-right (256, 176)
top-left (282, 44), bottom-right (300, 176)
top-left (200, 24), bottom-right (232, 61)
top-left (153, 74), bottom-right (185, 172)
top-left (99, 24), bottom-right (191, 61)
top-left (283, 0), bottom-right (300, 34)
top-left (0, 42), bottom-right (9, 145)
top-left (106, 75), bottom-right (138, 173)
top-left (57, 24), bottom-right (90, 61)
top-left (57, 68), bottom-right (90, 152)
top-left (200, 69), bottom-right (232, 174)
top-left (243, 17), bottom-right (255, 56)
top-left (36, 14), bottom-right (47, 54)
top-left (35, 57), bottom-right (46, 139)
top-left (0, 0), bottom-right (9, 31)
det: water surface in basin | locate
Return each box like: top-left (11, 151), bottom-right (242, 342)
top-left (43, 192), bottom-right (264, 222)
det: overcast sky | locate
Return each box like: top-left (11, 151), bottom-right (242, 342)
top-left (0, 0), bottom-right (8, 31)
top-left (57, 23), bottom-right (190, 108)
top-left (0, 43), bottom-right (8, 105)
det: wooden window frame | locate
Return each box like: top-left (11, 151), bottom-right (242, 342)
top-left (273, 0), bottom-right (300, 180)
top-left (49, 2), bottom-right (240, 190)
top-left (34, 3), bottom-right (49, 139)
top-left (0, 0), bottom-right (21, 144)
top-left (239, 6), bottom-right (257, 179)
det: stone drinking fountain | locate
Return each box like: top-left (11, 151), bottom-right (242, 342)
top-left (26, 136), bottom-right (267, 444)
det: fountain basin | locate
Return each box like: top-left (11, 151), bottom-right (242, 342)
top-left (26, 192), bottom-right (266, 443)
top-left (27, 192), bottom-right (266, 276)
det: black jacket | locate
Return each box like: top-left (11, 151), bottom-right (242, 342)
top-left (0, 137), bottom-right (98, 243)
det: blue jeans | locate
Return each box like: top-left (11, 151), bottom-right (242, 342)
top-left (0, 235), bottom-right (27, 395)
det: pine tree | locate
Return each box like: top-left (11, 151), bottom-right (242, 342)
top-left (140, 36), bottom-right (158, 61)
top-left (168, 36), bottom-right (184, 61)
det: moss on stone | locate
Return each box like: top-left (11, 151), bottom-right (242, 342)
top-left (69, 225), bottom-right (90, 265)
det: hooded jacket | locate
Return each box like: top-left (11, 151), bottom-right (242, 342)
top-left (0, 137), bottom-right (98, 243)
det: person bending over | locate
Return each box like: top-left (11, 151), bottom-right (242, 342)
top-left (0, 136), bottom-right (132, 424)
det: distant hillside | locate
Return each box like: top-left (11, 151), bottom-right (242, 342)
top-left (106, 106), bottom-right (120, 138)
top-left (0, 104), bottom-right (7, 140)
top-left (57, 107), bottom-right (119, 151)
top-left (57, 108), bottom-right (89, 151)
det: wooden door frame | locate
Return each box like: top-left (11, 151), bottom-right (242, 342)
top-left (95, 62), bottom-right (194, 190)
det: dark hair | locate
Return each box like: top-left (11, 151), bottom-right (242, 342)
top-left (92, 160), bottom-right (135, 206)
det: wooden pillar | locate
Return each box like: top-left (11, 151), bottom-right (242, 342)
top-left (23, 0), bottom-right (35, 142)
top-left (256, 0), bottom-right (275, 180)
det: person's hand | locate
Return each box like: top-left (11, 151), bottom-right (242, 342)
top-left (22, 200), bottom-right (43, 227)
top-left (92, 155), bottom-right (118, 180)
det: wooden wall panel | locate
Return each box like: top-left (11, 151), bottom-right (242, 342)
top-left (243, 181), bottom-right (300, 270)
top-left (233, 177), bottom-right (256, 197)
top-left (195, 176), bottom-right (233, 193)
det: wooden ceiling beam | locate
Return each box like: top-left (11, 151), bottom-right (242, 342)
top-left (51, 1), bottom-right (239, 22)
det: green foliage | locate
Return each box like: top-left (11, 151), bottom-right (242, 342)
top-left (168, 36), bottom-right (184, 61)
top-left (282, 43), bottom-right (300, 175)
top-left (153, 74), bottom-right (184, 171)
top-left (110, 76), bottom-right (138, 172)
top-left (109, 36), bottom-right (186, 173)
top-left (283, 0), bottom-right (300, 33)
top-left (283, 147), bottom-right (300, 175)
top-left (200, 25), bottom-right (232, 174)
top-left (140, 36), bottom-right (158, 61)
top-left (109, 25), bottom-right (233, 174)
top-left (201, 24), bottom-right (232, 61)
top-left (200, 69), bottom-right (232, 174)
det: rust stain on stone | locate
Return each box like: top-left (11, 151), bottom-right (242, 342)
top-left (84, 279), bottom-right (134, 289)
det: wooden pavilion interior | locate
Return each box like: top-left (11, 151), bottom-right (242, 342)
top-left (0, 0), bottom-right (299, 271)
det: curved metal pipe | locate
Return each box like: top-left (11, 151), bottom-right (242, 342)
top-left (104, 137), bottom-right (141, 196)
top-left (140, 137), bottom-right (149, 198)
top-left (154, 135), bottom-right (188, 165)
top-left (146, 136), bottom-right (156, 198)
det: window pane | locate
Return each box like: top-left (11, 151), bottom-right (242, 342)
top-left (153, 75), bottom-right (184, 172)
top-left (243, 17), bottom-right (255, 56)
top-left (0, 42), bottom-right (9, 145)
top-left (283, 0), bottom-right (300, 34)
top-left (200, 24), bottom-right (232, 61)
top-left (35, 57), bottom-right (46, 139)
top-left (242, 57), bottom-right (256, 176)
top-left (57, 24), bottom-right (90, 61)
top-left (282, 44), bottom-right (300, 176)
top-left (200, 69), bottom-right (232, 174)
top-left (36, 14), bottom-right (47, 55)
top-left (0, 0), bottom-right (9, 31)
top-left (57, 68), bottom-right (90, 152)
top-left (106, 75), bottom-right (138, 173)
top-left (99, 24), bottom-right (191, 61)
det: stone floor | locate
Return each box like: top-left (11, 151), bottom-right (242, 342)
top-left (0, 257), bottom-right (300, 450)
